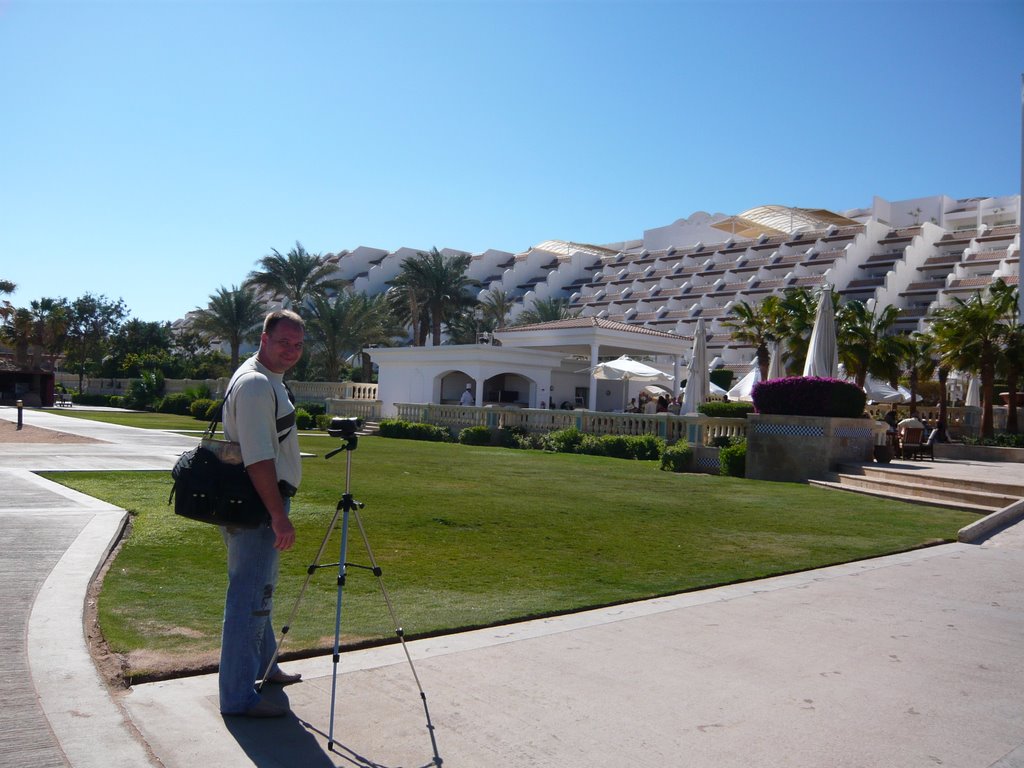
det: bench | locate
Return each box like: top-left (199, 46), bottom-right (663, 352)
top-left (54, 392), bottom-right (73, 407)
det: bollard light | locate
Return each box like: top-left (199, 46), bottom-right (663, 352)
top-left (16, 399), bottom-right (24, 430)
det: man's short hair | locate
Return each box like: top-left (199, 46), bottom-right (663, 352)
top-left (263, 309), bottom-right (305, 335)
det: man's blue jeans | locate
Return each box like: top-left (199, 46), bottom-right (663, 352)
top-left (218, 504), bottom-right (286, 714)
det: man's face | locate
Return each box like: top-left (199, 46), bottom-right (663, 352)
top-left (259, 320), bottom-right (304, 374)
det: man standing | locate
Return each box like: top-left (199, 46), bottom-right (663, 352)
top-left (460, 383), bottom-right (474, 406)
top-left (219, 309), bottom-right (304, 718)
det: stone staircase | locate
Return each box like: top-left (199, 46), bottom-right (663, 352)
top-left (356, 420), bottom-right (380, 437)
top-left (809, 464), bottom-right (1024, 514)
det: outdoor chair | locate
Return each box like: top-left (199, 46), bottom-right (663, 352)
top-left (897, 426), bottom-right (925, 459)
top-left (915, 429), bottom-right (939, 461)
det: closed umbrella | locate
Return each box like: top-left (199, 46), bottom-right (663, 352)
top-left (802, 287), bottom-right (839, 378)
top-left (681, 318), bottom-right (709, 414)
top-left (965, 375), bottom-right (981, 407)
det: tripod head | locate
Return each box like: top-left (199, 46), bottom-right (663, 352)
top-left (326, 417), bottom-right (361, 458)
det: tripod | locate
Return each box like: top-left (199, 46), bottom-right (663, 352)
top-left (259, 419), bottom-right (442, 766)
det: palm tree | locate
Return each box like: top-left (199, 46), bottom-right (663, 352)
top-left (245, 242), bottom-right (345, 315)
top-left (776, 287), bottom-right (826, 375)
top-left (390, 248), bottom-right (476, 346)
top-left (723, 296), bottom-right (783, 382)
top-left (306, 290), bottom-right (397, 381)
top-left (898, 332), bottom-right (937, 417)
top-left (444, 308), bottom-right (491, 345)
top-left (1, 307), bottom-right (32, 367)
top-left (990, 278), bottom-right (1022, 434)
top-left (514, 297), bottom-right (579, 326)
top-left (929, 290), bottom-right (1004, 439)
top-left (0, 279), bottom-right (15, 324)
top-left (191, 285), bottom-right (266, 370)
top-left (837, 300), bottom-right (904, 388)
top-left (479, 287), bottom-right (516, 331)
top-left (29, 298), bottom-right (69, 370)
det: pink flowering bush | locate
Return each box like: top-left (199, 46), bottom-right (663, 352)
top-left (752, 376), bottom-right (866, 418)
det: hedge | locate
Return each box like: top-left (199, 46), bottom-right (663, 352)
top-left (698, 401), bottom-right (755, 418)
top-left (378, 419), bottom-right (450, 442)
top-left (752, 376), bottom-right (866, 418)
top-left (659, 441), bottom-right (693, 472)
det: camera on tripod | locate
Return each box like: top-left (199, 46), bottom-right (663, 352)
top-left (327, 417), bottom-right (362, 438)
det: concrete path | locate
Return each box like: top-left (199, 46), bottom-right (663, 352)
top-left (3, 405), bottom-right (1024, 768)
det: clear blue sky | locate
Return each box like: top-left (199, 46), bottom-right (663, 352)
top-left (2, 0), bottom-right (1022, 323)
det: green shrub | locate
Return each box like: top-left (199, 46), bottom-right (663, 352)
top-left (631, 434), bottom-right (665, 460)
top-left (578, 433), bottom-right (607, 456)
top-left (379, 419), bottom-right (450, 442)
top-left (540, 427), bottom-right (585, 453)
top-left (660, 441), bottom-right (693, 472)
top-left (699, 401), bottom-right (755, 418)
top-left (157, 392), bottom-right (194, 415)
top-left (294, 408), bottom-right (314, 430)
top-left (297, 402), bottom-right (326, 416)
top-left (459, 426), bottom-right (492, 445)
top-left (509, 432), bottom-right (541, 450)
top-left (205, 400), bottom-right (223, 421)
top-left (315, 414), bottom-right (332, 431)
top-left (108, 395), bottom-right (126, 408)
top-left (190, 398), bottom-right (215, 420)
top-left (966, 433), bottom-right (1024, 448)
top-left (600, 434), bottom-right (634, 459)
top-left (125, 370), bottom-right (165, 410)
top-left (73, 393), bottom-right (112, 406)
top-left (183, 385), bottom-right (211, 401)
top-left (719, 439), bottom-right (747, 477)
top-left (493, 427), bottom-right (523, 448)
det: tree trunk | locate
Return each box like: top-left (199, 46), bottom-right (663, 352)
top-left (1006, 369), bottom-right (1019, 434)
top-left (937, 367), bottom-right (949, 441)
top-left (908, 369), bottom-right (919, 416)
top-left (757, 343), bottom-right (769, 383)
top-left (361, 351), bottom-right (374, 383)
top-left (981, 352), bottom-right (996, 440)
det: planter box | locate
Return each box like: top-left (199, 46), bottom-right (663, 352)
top-left (746, 414), bottom-right (876, 482)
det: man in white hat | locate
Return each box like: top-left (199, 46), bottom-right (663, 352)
top-left (460, 383), bottom-right (474, 406)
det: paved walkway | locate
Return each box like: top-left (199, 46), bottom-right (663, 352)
top-left (3, 405), bottom-right (1024, 768)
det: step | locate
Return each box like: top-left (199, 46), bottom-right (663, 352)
top-left (825, 473), bottom-right (1018, 512)
top-left (808, 478), bottom-right (1003, 515)
top-left (838, 463), bottom-right (1024, 499)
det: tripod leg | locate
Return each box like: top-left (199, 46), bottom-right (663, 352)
top-left (351, 506), bottom-right (443, 766)
top-left (327, 503), bottom-right (352, 751)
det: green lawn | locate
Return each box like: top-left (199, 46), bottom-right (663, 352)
top-left (44, 428), bottom-right (977, 680)
top-left (50, 409), bottom-right (207, 432)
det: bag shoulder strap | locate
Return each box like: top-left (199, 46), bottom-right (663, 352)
top-left (216, 374), bottom-right (291, 444)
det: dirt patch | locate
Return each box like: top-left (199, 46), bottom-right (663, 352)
top-left (0, 418), bottom-right (101, 444)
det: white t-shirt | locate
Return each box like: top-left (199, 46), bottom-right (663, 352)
top-left (223, 355), bottom-right (302, 490)
top-left (460, 389), bottom-right (473, 406)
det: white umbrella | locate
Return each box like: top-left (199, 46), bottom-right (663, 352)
top-left (862, 375), bottom-right (909, 404)
top-left (802, 287), bottom-right (839, 378)
top-left (767, 341), bottom-right (784, 380)
top-left (727, 366), bottom-right (759, 403)
top-left (681, 318), bottom-right (709, 414)
top-left (592, 355), bottom-right (673, 410)
top-left (965, 375), bottom-right (981, 407)
top-left (593, 355), bottom-right (673, 383)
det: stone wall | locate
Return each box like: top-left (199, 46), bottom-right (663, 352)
top-left (745, 414), bottom-right (878, 482)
